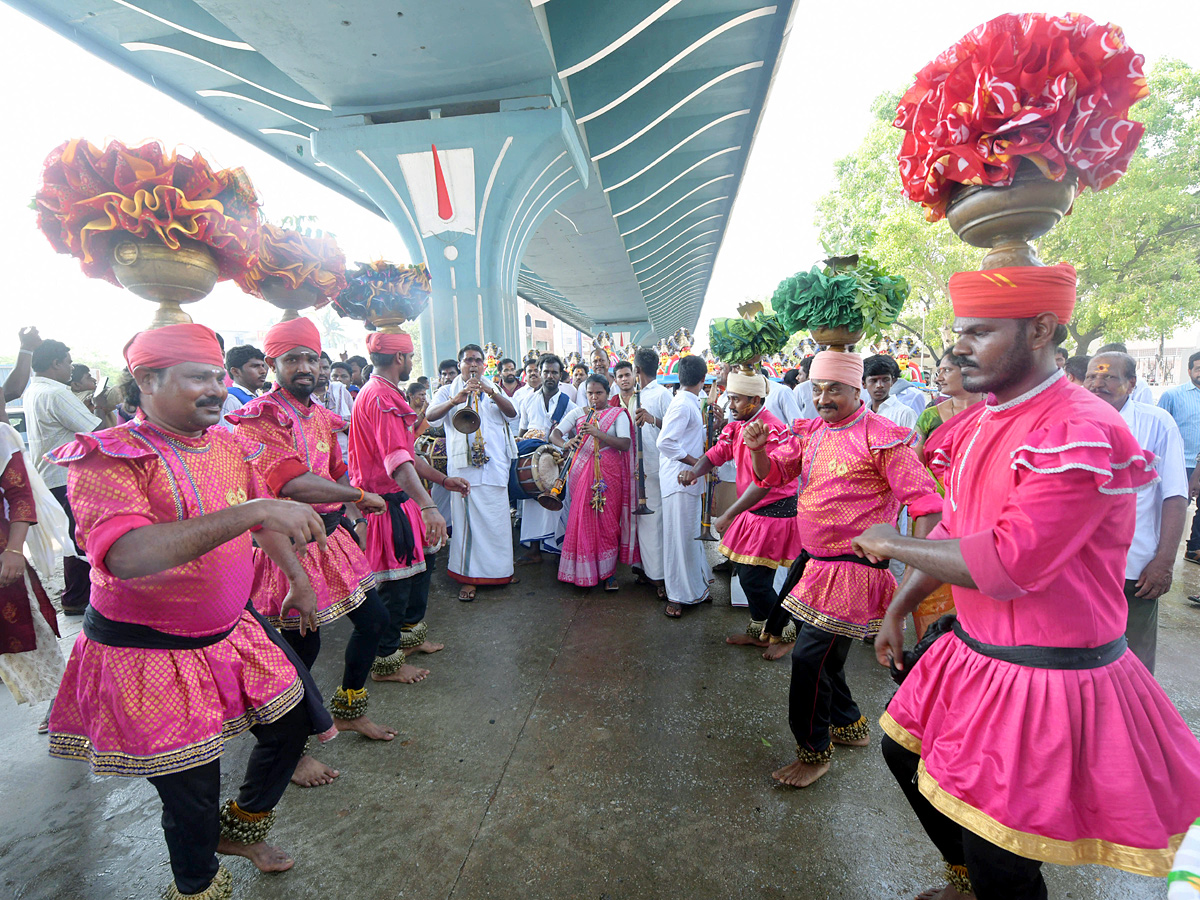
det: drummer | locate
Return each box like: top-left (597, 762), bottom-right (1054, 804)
top-left (516, 354), bottom-right (576, 565)
top-left (426, 345), bottom-right (520, 601)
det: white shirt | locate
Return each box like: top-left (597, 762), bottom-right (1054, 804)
top-left (561, 383), bottom-right (578, 403)
top-left (519, 388), bottom-right (577, 438)
top-left (315, 381), bottom-right (355, 456)
top-left (890, 378), bottom-right (929, 417)
top-left (875, 396), bottom-right (919, 431)
top-left (513, 384), bottom-right (536, 407)
top-left (793, 380), bottom-right (817, 419)
top-left (635, 381), bottom-right (672, 476)
top-left (1118, 398), bottom-right (1188, 579)
top-left (764, 382), bottom-right (800, 426)
top-left (1131, 379), bottom-right (1153, 406)
top-left (558, 406), bottom-right (631, 440)
top-left (657, 389), bottom-right (705, 498)
top-left (430, 376), bottom-right (518, 486)
top-left (24, 375), bottom-right (101, 488)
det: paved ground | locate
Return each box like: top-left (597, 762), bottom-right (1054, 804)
top-left (2, 539), bottom-right (1198, 900)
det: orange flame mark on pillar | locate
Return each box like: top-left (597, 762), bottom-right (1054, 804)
top-left (432, 144), bottom-right (453, 221)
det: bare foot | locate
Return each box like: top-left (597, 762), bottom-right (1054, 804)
top-left (372, 662), bottom-right (429, 683)
top-left (916, 886), bottom-right (972, 900)
top-left (761, 640), bottom-right (795, 661)
top-left (726, 633), bottom-right (770, 647)
top-left (217, 836), bottom-right (294, 873)
top-left (335, 715), bottom-right (397, 741)
top-left (290, 754), bottom-right (339, 788)
top-left (411, 640), bottom-right (444, 654)
top-left (772, 759), bottom-right (829, 788)
top-left (832, 734), bottom-right (870, 747)
top-left (515, 552), bottom-right (542, 566)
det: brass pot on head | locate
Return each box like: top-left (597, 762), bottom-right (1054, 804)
top-left (946, 159), bottom-right (1078, 269)
top-left (810, 326), bottom-right (865, 353)
top-left (111, 236), bottom-right (219, 328)
top-left (261, 277), bottom-right (324, 322)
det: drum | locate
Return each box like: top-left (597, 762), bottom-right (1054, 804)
top-left (711, 480), bottom-right (739, 519)
top-left (415, 433), bottom-right (447, 476)
top-left (509, 442), bottom-right (563, 508)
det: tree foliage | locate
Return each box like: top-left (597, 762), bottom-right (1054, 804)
top-left (815, 60), bottom-right (1200, 357)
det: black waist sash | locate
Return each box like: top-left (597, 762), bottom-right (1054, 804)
top-left (380, 491), bottom-right (417, 566)
top-left (83, 603), bottom-right (334, 737)
top-left (318, 507), bottom-right (351, 538)
top-left (765, 550), bottom-right (891, 637)
top-left (750, 495), bottom-right (797, 518)
top-left (952, 621), bottom-right (1126, 670)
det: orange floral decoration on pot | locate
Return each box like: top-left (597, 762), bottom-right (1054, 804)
top-left (233, 223), bottom-right (348, 303)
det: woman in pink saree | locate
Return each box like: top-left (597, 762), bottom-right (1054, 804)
top-left (551, 374), bottom-right (639, 589)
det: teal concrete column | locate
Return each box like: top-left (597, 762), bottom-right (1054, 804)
top-left (312, 104), bottom-right (588, 372)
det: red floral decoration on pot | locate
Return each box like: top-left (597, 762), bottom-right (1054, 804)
top-left (35, 138), bottom-right (261, 283)
top-left (234, 223), bottom-right (347, 303)
top-left (895, 13), bottom-right (1148, 221)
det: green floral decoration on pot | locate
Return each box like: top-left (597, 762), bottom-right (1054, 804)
top-left (771, 255), bottom-right (909, 341)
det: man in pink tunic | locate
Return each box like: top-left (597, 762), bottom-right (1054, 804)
top-left (746, 351), bottom-right (942, 788)
top-left (229, 316), bottom-right (399, 788)
top-left (47, 323), bottom-right (331, 900)
top-left (679, 370), bottom-right (803, 658)
top-left (853, 264), bottom-right (1200, 898)
top-left (349, 330), bottom-right (461, 685)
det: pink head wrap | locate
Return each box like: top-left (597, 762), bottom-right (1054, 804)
top-left (948, 263), bottom-right (1077, 321)
top-left (263, 317), bottom-right (321, 359)
top-left (364, 331), bottom-right (414, 354)
top-left (123, 323), bottom-right (225, 372)
top-left (809, 351), bottom-right (864, 388)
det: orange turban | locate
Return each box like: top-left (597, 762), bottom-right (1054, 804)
top-left (810, 351), bottom-right (864, 388)
top-left (365, 331), bottom-right (414, 355)
top-left (949, 264), bottom-right (1077, 321)
top-left (264, 317), bottom-right (321, 359)
top-left (123, 323), bottom-right (225, 372)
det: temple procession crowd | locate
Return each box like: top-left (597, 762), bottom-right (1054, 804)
top-left (3, 263), bottom-right (1200, 900)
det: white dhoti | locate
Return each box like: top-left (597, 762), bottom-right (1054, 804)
top-left (519, 498), bottom-right (563, 554)
top-left (635, 471), bottom-right (664, 581)
top-left (431, 483), bottom-right (453, 532)
top-left (449, 485), bottom-right (514, 584)
top-left (662, 491), bottom-right (711, 604)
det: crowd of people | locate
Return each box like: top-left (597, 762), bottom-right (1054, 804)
top-left (1, 264), bottom-right (1200, 899)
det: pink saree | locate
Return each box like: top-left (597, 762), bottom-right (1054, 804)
top-left (557, 406), bottom-right (639, 586)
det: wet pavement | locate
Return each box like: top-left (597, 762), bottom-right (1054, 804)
top-left (2, 541), bottom-right (1198, 900)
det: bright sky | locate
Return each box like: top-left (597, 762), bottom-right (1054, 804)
top-left (1, 1), bottom-right (1197, 365)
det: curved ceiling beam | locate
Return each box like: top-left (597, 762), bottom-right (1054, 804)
top-left (644, 266), bottom-right (709, 300)
top-left (576, 6), bottom-right (777, 124)
top-left (629, 219), bottom-right (721, 266)
top-left (626, 198), bottom-right (726, 252)
top-left (609, 147), bottom-right (739, 218)
top-left (635, 241), bottom-right (717, 283)
top-left (111, 0), bottom-right (255, 51)
top-left (121, 43), bottom-right (330, 109)
top-left (619, 174), bottom-right (732, 235)
top-left (592, 62), bottom-right (764, 162)
top-left (639, 256), bottom-right (713, 294)
top-left (558, 0), bottom-right (686, 78)
top-left (603, 113), bottom-right (748, 194)
top-left (196, 89), bottom-right (319, 130)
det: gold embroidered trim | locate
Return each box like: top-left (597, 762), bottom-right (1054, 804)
top-left (784, 597), bottom-right (883, 640)
top-left (915, 759), bottom-right (1183, 876)
top-left (718, 546), bottom-right (793, 569)
top-left (270, 577), bottom-right (371, 630)
top-left (879, 711), bottom-right (923, 754)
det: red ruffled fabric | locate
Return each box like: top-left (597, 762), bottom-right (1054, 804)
top-left (233, 223), bottom-right (347, 301)
top-left (1008, 418), bottom-right (1158, 495)
top-left (35, 139), bottom-right (261, 284)
top-left (895, 13), bottom-right (1148, 221)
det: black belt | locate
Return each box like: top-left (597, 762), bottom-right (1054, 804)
top-left (83, 603), bottom-right (335, 737)
top-left (750, 495), bottom-right (797, 518)
top-left (952, 621), bottom-right (1127, 669)
top-left (318, 507), bottom-right (351, 538)
top-left (380, 491), bottom-right (417, 566)
top-left (765, 550), bottom-right (890, 636)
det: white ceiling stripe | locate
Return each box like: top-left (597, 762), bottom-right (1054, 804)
top-left (558, 0), bottom-right (686, 79)
top-left (603, 112), bottom-right (748, 193)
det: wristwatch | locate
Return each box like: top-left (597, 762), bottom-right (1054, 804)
top-left (352, 518), bottom-right (367, 527)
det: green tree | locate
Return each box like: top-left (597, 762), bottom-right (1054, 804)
top-left (815, 60), bottom-right (1200, 357)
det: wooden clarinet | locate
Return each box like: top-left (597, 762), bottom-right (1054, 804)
top-left (633, 386), bottom-right (652, 515)
top-left (547, 408), bottom-right (594, 503)
top-left (696, 399), bottom-right (719, 541)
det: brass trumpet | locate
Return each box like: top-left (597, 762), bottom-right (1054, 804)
top-left (697, 399), bottom-right (719, 542)
top-left (451, 383), bottom-right (483, 434)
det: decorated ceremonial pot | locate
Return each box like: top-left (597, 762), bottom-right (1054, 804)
top-left (946, 160), bottom-right (1078, 269)
top-left (110, 236), bottom-right (219, 328)
top-left (809, 326), bottom-right (864, 353)
top-left (259, 277), bottom-right (325, 322)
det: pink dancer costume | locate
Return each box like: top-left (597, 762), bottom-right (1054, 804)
top-left (46, 418), bottom-right (303, 777)
top-left (557, 405), bottom-right (639, 587)
top-left (229, 387), bottom-right (374, 629)
top-left (705, 408), bottom-right (802, 569)
top-left (756, 405), bottom-right (942, 639)
top-left (882, 370), bottom-right (1200, 876)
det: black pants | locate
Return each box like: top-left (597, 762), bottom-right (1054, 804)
top-left (735, 562), bottom-right (779, 623)
top-left (1123, 578), bottom-right (1158, 673)
top-left (148, 702), bottom-right (310, 894)
top-left (282, 587), bottom-right (390, 689)
top-left (789, 622), bottom-right (861, 753)
top-left (882, 736), bottom-right (1047, 900)
top-left (376, 567), bottom-right (432, 657)
top-left (50, 485), bottom-right (91, 611)
top-left (1187, 468), bottom-right (1199, 553)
